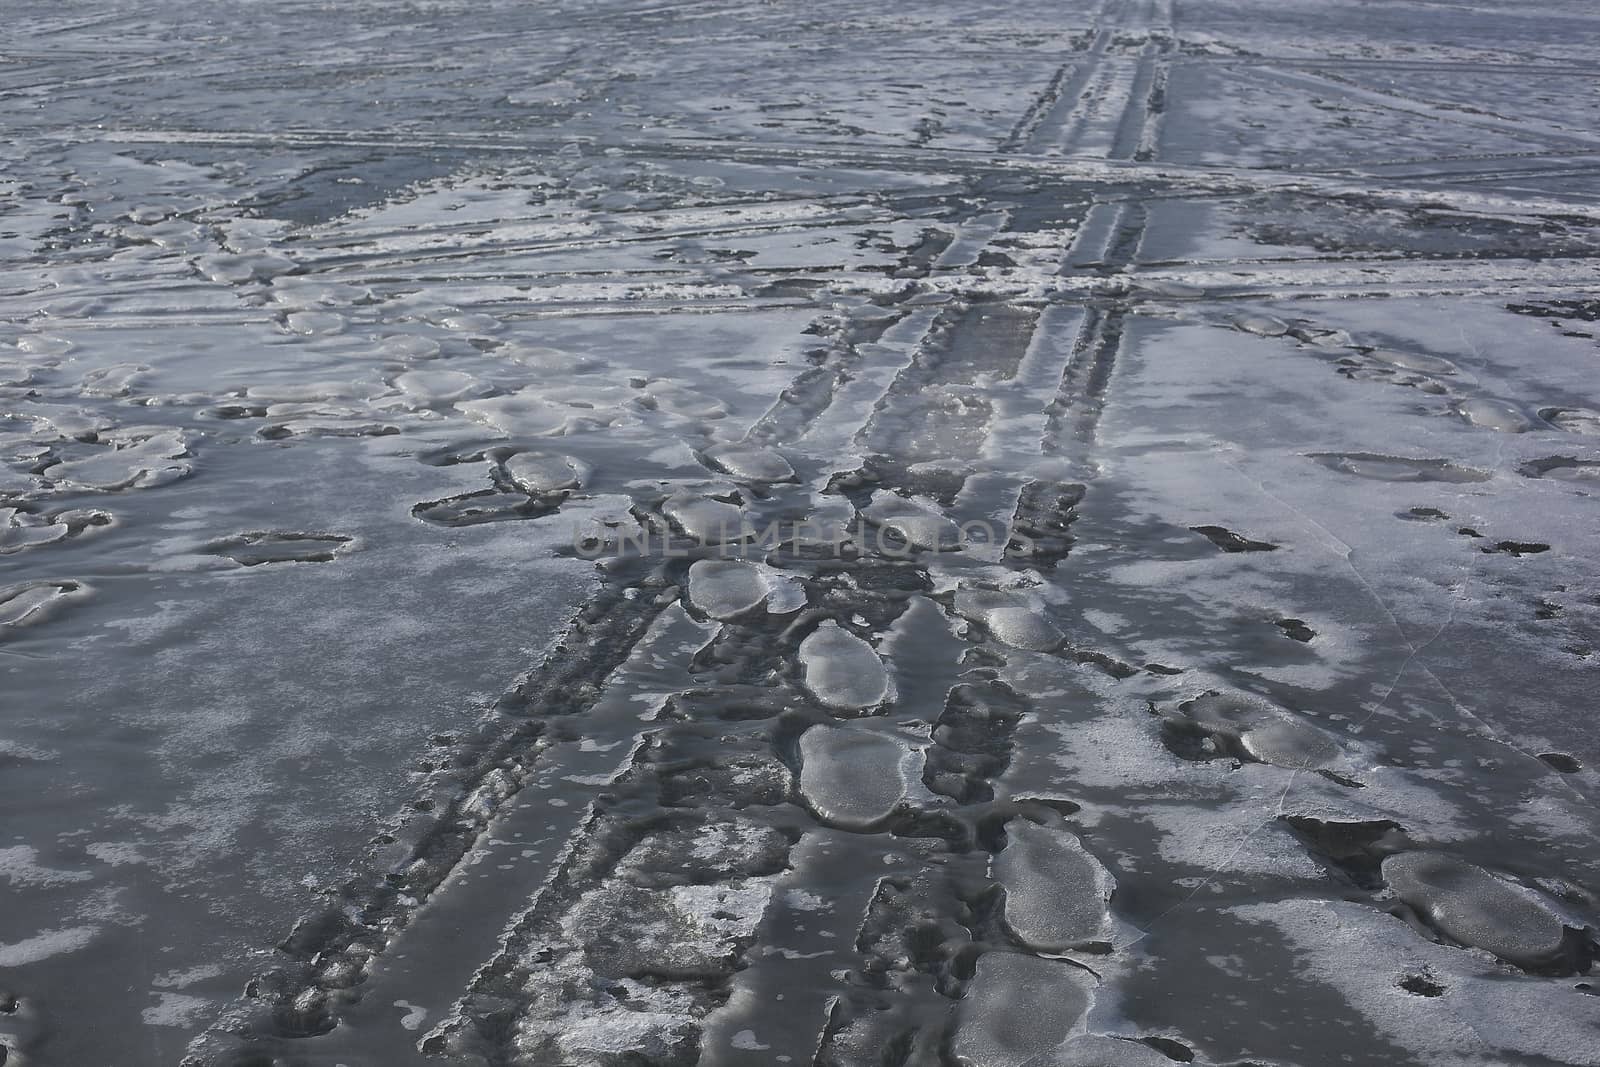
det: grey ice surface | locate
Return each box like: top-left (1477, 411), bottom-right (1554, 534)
top-left (4, 1), bottom-right (1600, 1065)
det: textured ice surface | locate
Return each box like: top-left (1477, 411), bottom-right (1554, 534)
top-left (392, 369), bottom-right (485, 408)
top-left (952, 953), bottom-right (1095, 1067)
top-left (861, 492), bottom-right (963, 552)
top-left (0, 580), bottom-right (89, 631)
top-left (6, 0), bottom-right (1600, 1064)
top-left (797, 620), bottom-right (892, 711)
top-left (662, 492), bottom-right (750, 544)
top-left (1543, 406), bottom-right (1600, 435)
top-left (995, 819), bottom-right (1115, 951)
top-left (1370, 349), bottom-right (1458, 375)
top-left (204, 531), bottom-right (353, 567)
top-left (501, 452), bottom-right (585, 494)
top-left (1235, 899), bottom-right (1600, 1066)
top-left (1307, 452), bottom-right (1492, 483)
top-left (954, 588), bottom-right (1064, 651)
top-left (457, 390), bottom-right (591, 436)
top-left (1231, 313), bottom-right (1290, 337)
top-left (796, 724), bottom-right (916, 830)
top-left (1454, 397), bottom-right (1534, 432)
top-left (685, 559), bottom-right (771, 620)
top-left (1178, 692), bottom-right (1345, 771)
top-left (701, 444), bottom-right (796, 483)
top-left (1382, 852), bottom-right (1571, 970)
top-left (1049, 1037), bottom-right (1185, 1067)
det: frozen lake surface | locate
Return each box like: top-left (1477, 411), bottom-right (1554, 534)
top-left (3, 1), bottom-right (1600, 1064)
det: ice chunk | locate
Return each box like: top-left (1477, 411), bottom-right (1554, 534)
top-left (1370, 349), bottom-right (1457, 375)
top-left (861, 492), bottom-right (962, 552)
top-left (194, 252), bottom-right (294, 284)
top-left (501, 345), bottom-right (602, 375)
top-left (205, 531), bottom-right (353, 567)
top-left (686, 560), bottom-right (769, 620)
top-left (1182, 692), bottom-right (1343, 770)
top-left (438, 312), bottom-right (501, 334)
top-left (0, 579), bottom-right (88, 630)
top-left (1518, 457), bottom-right (1600, 481)
top-left (1231, 313), bottom-right (1289, 337)
top-left (1238, 715), bottom-right (1343, 769)
top-left (996, 819), bottom-right (1114, 951)
top-left (952, 952), bottom-right (1094, 1067)
top-left (798, 620), bottom-right (891, 711)
top-left (643, 381), bottom-right (727, 420)
top-left (257, 405), bottom-right (398, 439)
top-left (1454, 398), bottom-right (1532, 433)
top-left (458, 390), bottom-right (586, 436)
top-left (1382, 852), bottom-right (1570, 970)
top-left (17, 334), bottom-right (72, 356)
top-left (284, 310), bottom-right (346, 336)
top-left (393, 369), bottom-right (485, 407)
top-left (80, 363), bottom-right (149, 398)
top-left (796, 724), bottom-right (915, 830)
top-left (384, 335), bottom-right (442, 360)
top-left (245, 380), bottom-right (373, 404)
top-left (662, 493), bottom-right (749, 544)
top-left (44, 430), bottom-right (192, 491)
top-left (1309, 452), bottom-right (1490, 483)
top-left (1049, 1037), bottom-right (1180, 1067)
top-left (502, 452), bottom-right (584, 494)
top-left (1541, 406), bottom-right (1600, 436)
top-left (40, 408), bottom-right (115, 441)
top-left (0, 508), bottom-right (68, 553)
top-left (954, 588), bottom-right (1063, 651)
top-left (702, 444), bottom-right (795, 483)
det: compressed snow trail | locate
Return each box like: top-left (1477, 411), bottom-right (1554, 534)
top-left (3, 3), bottom-right (1600, 1067)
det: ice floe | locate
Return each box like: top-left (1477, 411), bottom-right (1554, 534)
top-left (995, 819), bottom-right (1115, 951)
top-left (798, 620), bottom-right (892, 711)
top-left (796, 724), bottom-right (917, 830)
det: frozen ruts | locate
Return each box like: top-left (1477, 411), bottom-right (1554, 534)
top-left (795, 724), bottom-right (916, 830)
top-left (952, 952), bottom-right (1095, 1067)
top-left (797, 620), bottom-right (892, 711)
top-left (995, 819), bottom-right (1115, 951)
top-left (1382, 852), bottom-right (1572, 970)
